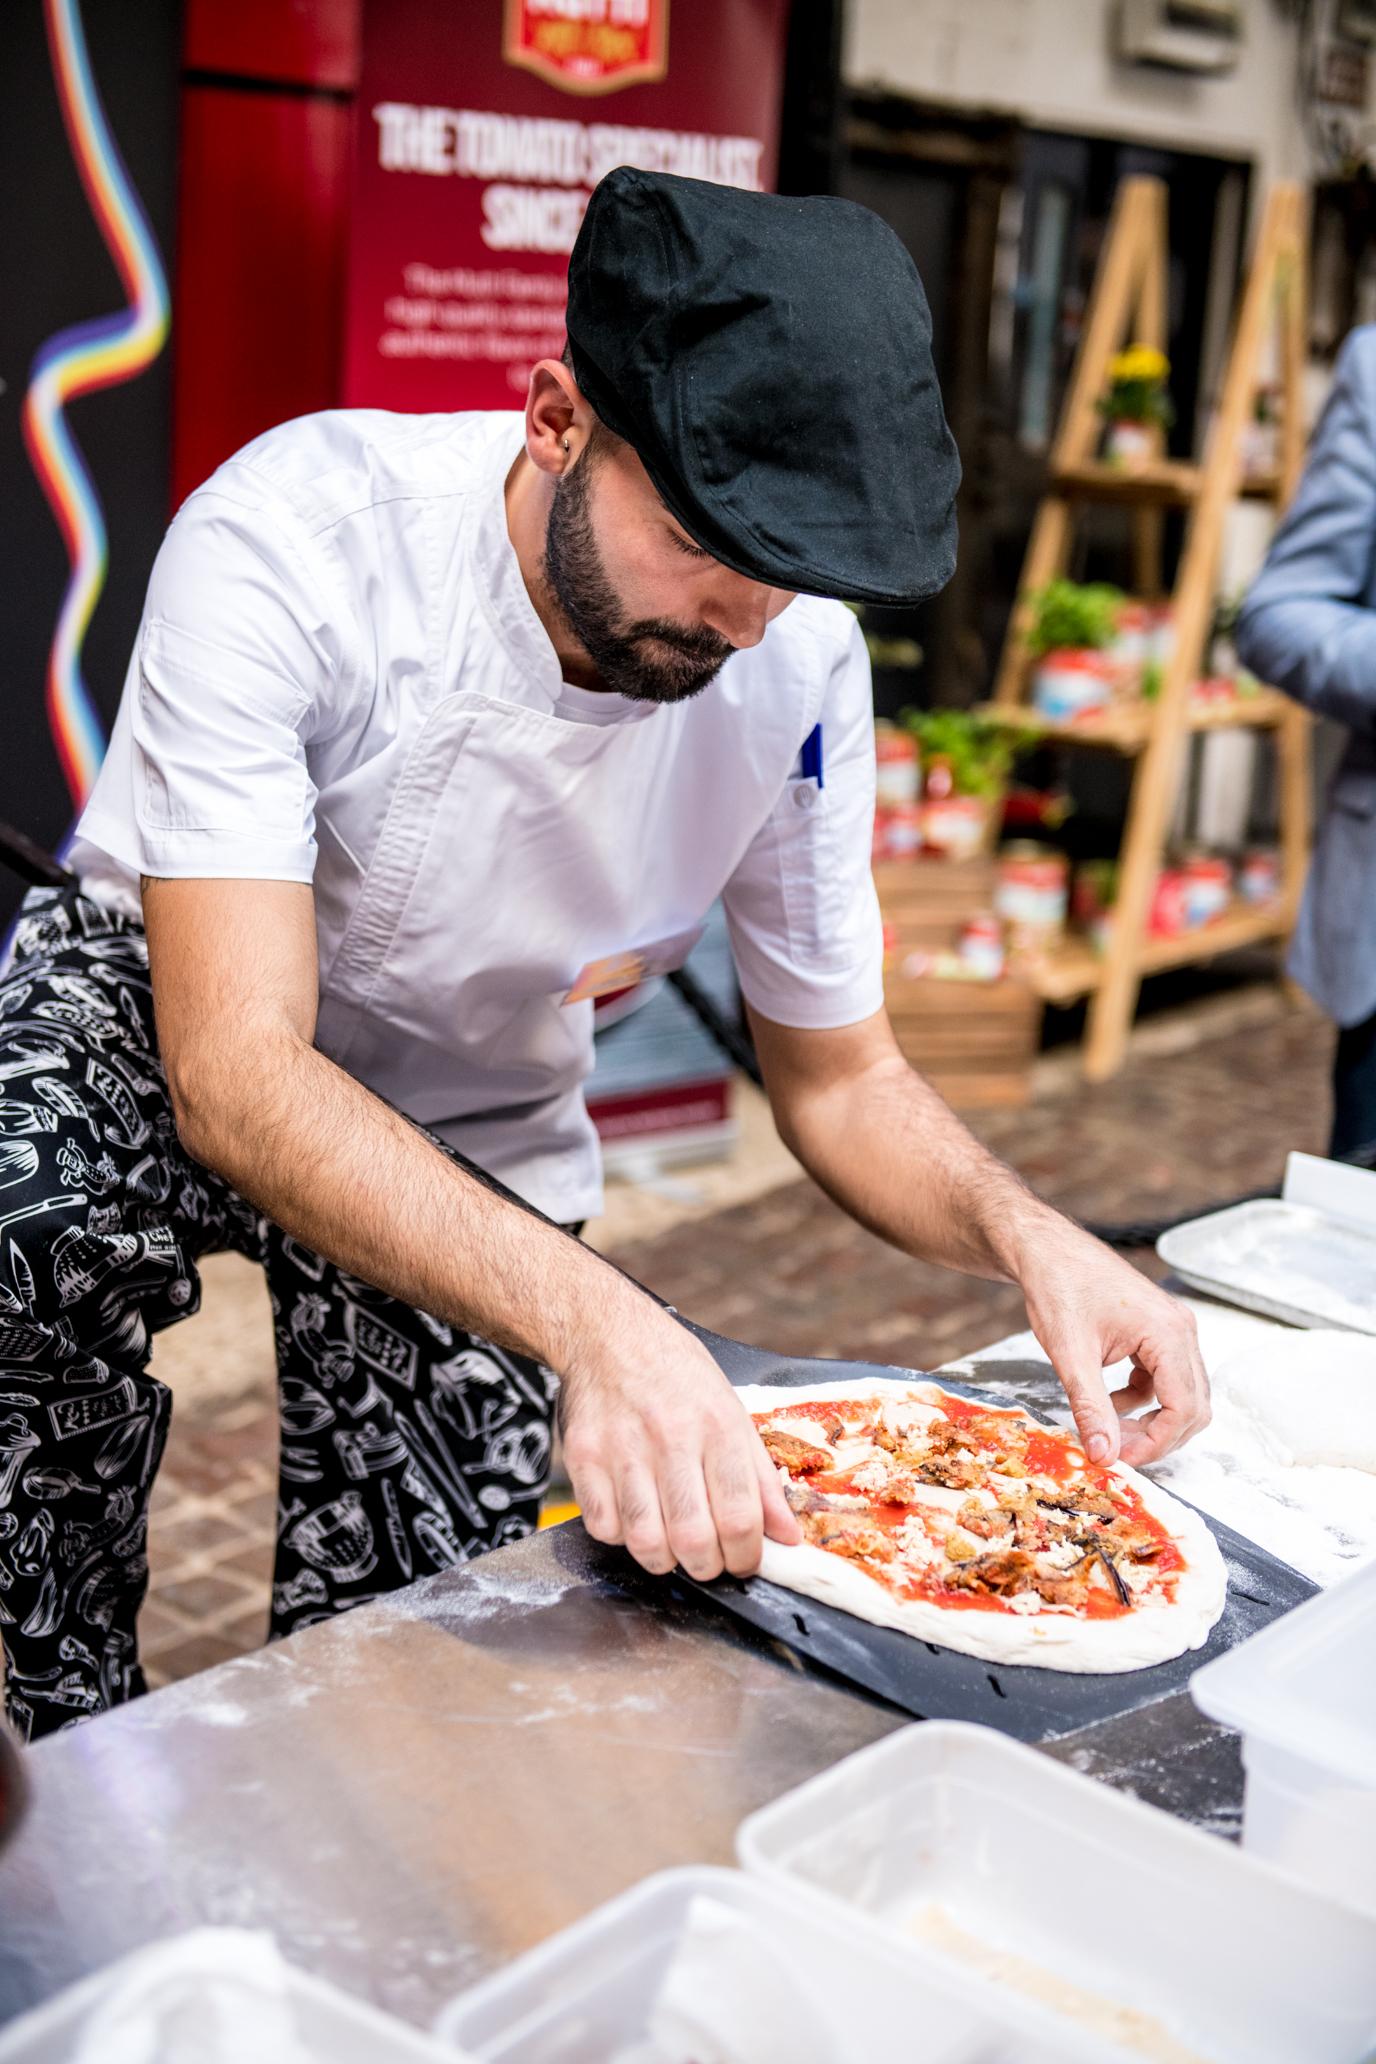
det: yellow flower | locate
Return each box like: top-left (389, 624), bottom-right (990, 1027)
top-left (1109, 344), bottom-right (1170, 386)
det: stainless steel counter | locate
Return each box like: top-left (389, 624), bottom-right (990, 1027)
top-left (0, 1326), bottom-right (1250, 2034)
top-left (0, 1523), bottom-right (905, 2030)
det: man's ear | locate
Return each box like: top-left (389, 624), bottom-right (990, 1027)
top-left (525, 358), bottom-right (591, 478)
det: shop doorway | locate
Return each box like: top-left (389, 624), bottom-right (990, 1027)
top-left (981, 129), bottom-right (1251, 692)
top-left (834, 103), bottom-right (1251, 717)
top-left (834, 93), bottom-right (1019, 719)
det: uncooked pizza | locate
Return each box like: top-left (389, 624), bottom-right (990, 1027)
top-left (740, 1378), bottom-right (1226, 1673)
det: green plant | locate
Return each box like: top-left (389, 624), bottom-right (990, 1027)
top-left (1098, 344), bottom-right (1175, 427)
top-left (1025, 579), bottom-right (1125, 658)
top-left (899, 708), bottom-right (1031, 798)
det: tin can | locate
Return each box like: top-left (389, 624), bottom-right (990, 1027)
top-left (922, 794), bottom-right (988, 860)
top-left (958, 914), bottom-right (1005, 981)
top-left (1031, 650), bottom-right (1116, 723)
top-left (996, 842), bottom-right (1068, 949)
top-left (872, 805), bottom-right (921, 863)
top-left (874, 721), bottom-right (920, 807)
top-left (1111, 601), bottom-right (1152, 668)
top-left (1181, 850), bottom-right (1232, 928)
top-left (1239, 847), bottom-right (1280, 905)
top-left (1148, 868), bottom-right (1191, 938)
top-left (1149, 604), bottom-right (1175, 663)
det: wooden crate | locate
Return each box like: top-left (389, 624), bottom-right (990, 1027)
top-left (873, 858), bottom-right (997, 950)
top-left (874, 857), bottom-right (1041, 1108)
top-left (883, 969), bottom-right (1041, 1108)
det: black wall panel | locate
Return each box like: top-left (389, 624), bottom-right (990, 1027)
top-left (0, 1), bottom-right (179, 909)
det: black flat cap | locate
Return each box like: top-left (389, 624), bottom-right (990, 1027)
top-left (565, 167), bottom-right (960, 607)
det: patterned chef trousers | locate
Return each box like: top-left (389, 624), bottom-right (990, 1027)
top-left (0, 886), bottom-right (558, 1741)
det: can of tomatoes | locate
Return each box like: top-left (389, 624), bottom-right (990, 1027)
top-left (958, 914), bottom-right (1006, 981)
top-left (872, 804), bottom-right (921, 862)
top-left (1239, 847), bottom-right (1280, 905)
top-left (1148, 868), bottom-right (1191, 937)
top-left (1181, 850), bottom-right (1232, 928)
top-left (1031, 650), bottom-right (1116, 722)
top-left (874, 721), bottom-right (920, 807)
top-left (995, 843), bottom-right (1069, 950)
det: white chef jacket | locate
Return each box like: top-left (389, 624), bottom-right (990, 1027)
top-left (72, 411), bottom-right (884, 1221)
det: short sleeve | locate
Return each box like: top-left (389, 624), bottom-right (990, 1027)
top-left (80, 480), bottom-right (349, 883)
top-left (722, 613), bottom-right (884, 1028)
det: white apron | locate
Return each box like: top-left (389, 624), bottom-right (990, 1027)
top-left (311, 668), bottom-right (822, 1222)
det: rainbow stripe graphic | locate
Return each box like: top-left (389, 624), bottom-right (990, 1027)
top-left (20, 0), bottom-right (170, 808)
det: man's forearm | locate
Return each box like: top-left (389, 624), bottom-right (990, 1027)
top-left (174, 1027), bottom-right (645, 1372)
top-left (758, 1016), bottom-right (1210, 1468)
top-left (777, 1051), bottom-right (1061, 1280)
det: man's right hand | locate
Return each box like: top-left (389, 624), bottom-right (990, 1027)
top-left (557, 1292), bottom-right (801, 1580)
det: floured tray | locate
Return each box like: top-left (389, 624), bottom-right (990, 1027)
top-left (1158, 1199), bottom-right (1376, 1334)
top-left (682, 1325), bottom-right (1316, 1743)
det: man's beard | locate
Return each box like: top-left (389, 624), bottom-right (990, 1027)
top-left (542, 450), bottom-right (733, 705)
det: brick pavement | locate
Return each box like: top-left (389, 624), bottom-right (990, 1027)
top-left (606, 1001), bottom-right (1334, 1368)
top-left (129, 994), bottom-right (1332, 1691)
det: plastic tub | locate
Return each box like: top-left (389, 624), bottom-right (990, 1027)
top-left (0, 1929), bottom-right (458, 2064)
top-left (1192, 1557), bottom-right (1376, 1915)
top-left (434, 1864), bottom-right (1113, 2064)
top-left (737, 1721), bottom-right (1376, 2064)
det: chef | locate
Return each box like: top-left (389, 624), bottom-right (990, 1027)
top-left (0, 169), bottom-right (1208, 1739)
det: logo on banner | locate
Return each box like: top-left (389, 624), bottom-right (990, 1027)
top-left (503, 0), bottom-right (670, 96)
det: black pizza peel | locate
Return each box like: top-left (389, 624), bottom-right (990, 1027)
top-left (671, 1322), bottom-right (1317, 1745)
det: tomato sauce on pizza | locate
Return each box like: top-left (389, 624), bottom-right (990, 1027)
top-left (754, 1389), bottom-right (1184, 1624)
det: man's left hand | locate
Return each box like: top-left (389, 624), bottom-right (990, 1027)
top-left (1014, 1217), bottom-right (1211, 1469)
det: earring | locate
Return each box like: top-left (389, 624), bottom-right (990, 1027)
top-left (562, 438), bottom-right (570, 453)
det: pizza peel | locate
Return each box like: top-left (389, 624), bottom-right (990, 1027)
top-left (673, 1322), bottom-right (1317, 1745)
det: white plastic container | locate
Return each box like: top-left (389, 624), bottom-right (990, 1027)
top-left (1192, 1557), bottom-right (1376, 1916)
top-left (0, 1928), bottom-right (460, 2063)
top-left (434, 1864), bottom-right (1114, 2064)
top-left (737, 1721), bottom-right (1376, 2064)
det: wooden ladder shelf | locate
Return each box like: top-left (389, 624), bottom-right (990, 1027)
top-left (984, 175), bottom-right (1312, 1080)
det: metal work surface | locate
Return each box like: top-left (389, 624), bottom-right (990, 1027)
top-left (0, 1524), bottom-right (903, 2031)
top-left (0, 1334), bottom-right (1257, 2034)
top-left (1041, 1689), bottom-right (1245, 1838)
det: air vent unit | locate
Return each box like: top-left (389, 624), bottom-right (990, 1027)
top-left (1116, 0), bottom-right (1244, 74)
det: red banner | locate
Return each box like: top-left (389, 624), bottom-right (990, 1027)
top-left (342, 0), bottom-right (789, 412)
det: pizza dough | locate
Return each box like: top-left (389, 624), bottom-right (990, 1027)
top-left (1212, 1331), bottom-right (1376, 1474)
top-left (738, 1379), bottom-right (1227, 1675)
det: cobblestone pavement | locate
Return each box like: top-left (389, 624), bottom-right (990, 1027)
top-left (131, 994), bottom-right (1332, 1690)
top-left (613, 999), bottom-right (1335, 1367)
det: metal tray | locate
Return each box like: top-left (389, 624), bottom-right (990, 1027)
top-left (684, 1325), bottom-right (1317, 1744)
top-left (1157, 1199), bottom-right (1376, 1334)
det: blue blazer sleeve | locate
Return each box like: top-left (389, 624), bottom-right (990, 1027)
top-left (1235, 327), bottom-right (1376, 733)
